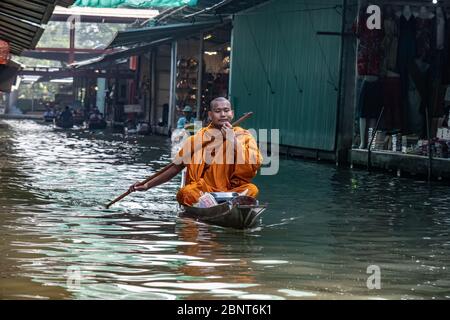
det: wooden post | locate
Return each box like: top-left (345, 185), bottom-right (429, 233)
top-left (168, 40), bottom-right (178, 133)
top-left (197, 32), bottom-right (204, 120)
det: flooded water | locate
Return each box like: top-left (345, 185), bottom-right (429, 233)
top-left (1, 119), bottom-right (449, 300)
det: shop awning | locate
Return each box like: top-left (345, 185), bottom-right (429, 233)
top-left (150, 0), bottom-right (270, 24)
top-left (107, 19), bottom-right (222, 48)
top-left (73, 0), bottom-right (198, 8)
top-left (0, 0), bottom-right (76, 55)
top-left (73, 37), bottom-right (173, 69)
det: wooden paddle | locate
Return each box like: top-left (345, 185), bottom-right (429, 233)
top-left (105, 112), bottom-right (253, 209)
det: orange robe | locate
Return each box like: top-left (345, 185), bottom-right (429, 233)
top-left (175, 125), bottom-right (263, 206)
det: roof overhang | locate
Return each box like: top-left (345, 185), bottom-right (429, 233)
top-left (150, 0), bottom-right (270, 24)
top-left (51, 5), bottom-right (160, 22)
top-left (0, 0), bottom-right (75, 55)
top-left (107, 19), bottom-right (223, 48)
top-left (72, 37), bottom-right (173, 69)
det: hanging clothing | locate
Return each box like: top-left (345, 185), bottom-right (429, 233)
top-left (397, 15), bottom-right (417, 72)
top-left (354, 7), bottom-right (384, 76)
top-left (397, 15), bottom-right (417, 134)
top-left (416, 17), bottom-right (433, 63)
top-left (407, 79), bottom-right (424, 137)
top-left (443, 21), bottom-right (450, 84)
top-left (408, 59), bottom-right (432, 138)
top-left (381, 17), bottom-right (399, 75)
top-left (430, 79), bottom-right (446, 117)
top-left (357, 79), bottom-right (383, 119)
top-left (429, 11), bottom-right (449, 116)
top-left (431, 12), bottom-right (450, 82)
top-left (382, 77), bottom-right (402, 131)
top-left (436, 16), bottom-right (445, 50)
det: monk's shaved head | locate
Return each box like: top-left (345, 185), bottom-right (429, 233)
top-left (208, 97), bottom-right (234, 128)
top-left (210, 97), bottom-right (231, 111)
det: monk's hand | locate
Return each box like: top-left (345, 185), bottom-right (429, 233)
top-left (129, 181), bottom-right (148, 192)
top-left (221, 122), bottom-right (235, 141)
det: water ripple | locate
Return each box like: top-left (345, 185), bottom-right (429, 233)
top-left (1, 120), bottom-right (450, 299)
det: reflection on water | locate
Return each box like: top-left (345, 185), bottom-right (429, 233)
top-left (1, 120), bottom-right (449, 300)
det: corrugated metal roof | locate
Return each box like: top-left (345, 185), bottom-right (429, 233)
top-left (0, 0), bottom-right (75, 55)
top-left (152, 0), bottom-right (270, 24)
top-left (73, 37), bottom-right (173, 69)
top-left (57, 0), bottom-right (77, 7)
top-left (52, 6), bottom-right (160, 20)
top-left (73, 0), bottom-right (198, 8)
top-left (107, 19), bottom-right (223, 48)
top-left (105, 1), bottom-right (270, 49)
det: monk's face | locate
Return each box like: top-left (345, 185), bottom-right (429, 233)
top-left (208, 101), bottom-right (234, 128)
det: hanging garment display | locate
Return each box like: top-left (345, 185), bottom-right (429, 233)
top-left (382, 77), bottom-right (402, 131)
top-left (354, 6), bottom-right (384, 76)
top-left (408, 59), bottom-right (433, 138)
top-left (398, 15), bottom-right (417, 75)
top-left (407, 79), bottom-right (424, 136)
top-left (416, 17), bottom-right (433, 63)
top-left (430, 7), bottom-right (449, 117)
top-left (354, 5), bottom-right (450, 151)
top-left (381, 8), bottom-right (399, 75)
top-left (398, 14), bottom-right (417, 134)
top-left (430, 7), bottom-right (450, 84)
top-left (429, 82), bottom-right (446, 117)
top-left (357, 79), bottom-right (383, 119)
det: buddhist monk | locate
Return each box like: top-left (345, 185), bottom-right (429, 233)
top-left (130, 97), bottom-right (262, 206)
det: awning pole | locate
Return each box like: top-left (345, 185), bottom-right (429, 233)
top-left (197, 32), bottom-right (204, 120)
top-left (150, 48), bottom-right (156, 126)
top-left (425, 107), bottom-right (432, 183)
top-left (168, 40), bottom-right (178, 133)
top-left (367, 106), bottom-right (384, 172)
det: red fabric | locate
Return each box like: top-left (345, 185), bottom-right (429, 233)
top-left (354, 8), bottom-right (384, 76)
top-left (0, 40), bottom-right (10, 65)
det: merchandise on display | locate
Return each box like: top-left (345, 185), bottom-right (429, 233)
top-left (354, 2), bottom-right (450, 159)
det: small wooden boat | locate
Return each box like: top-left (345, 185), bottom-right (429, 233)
top-left (173, 112), bottom-right (265, 229)
top-left (88, 119), bottom-right (107, 130)
top-left (73, 115), bottom-right (84, 126)
top-left (54, 119), bottom-right (73, 129)
top-left (43, 115), bottom-right (55, 122)
top-left (180, 195), bottom-right (267, 229)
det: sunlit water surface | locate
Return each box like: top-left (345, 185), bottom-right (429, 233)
top-left (0, 120), bottom-right (449, 300)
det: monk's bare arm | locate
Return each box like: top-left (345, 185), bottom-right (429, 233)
top-left (133, 164), bottom-right (185, 192)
